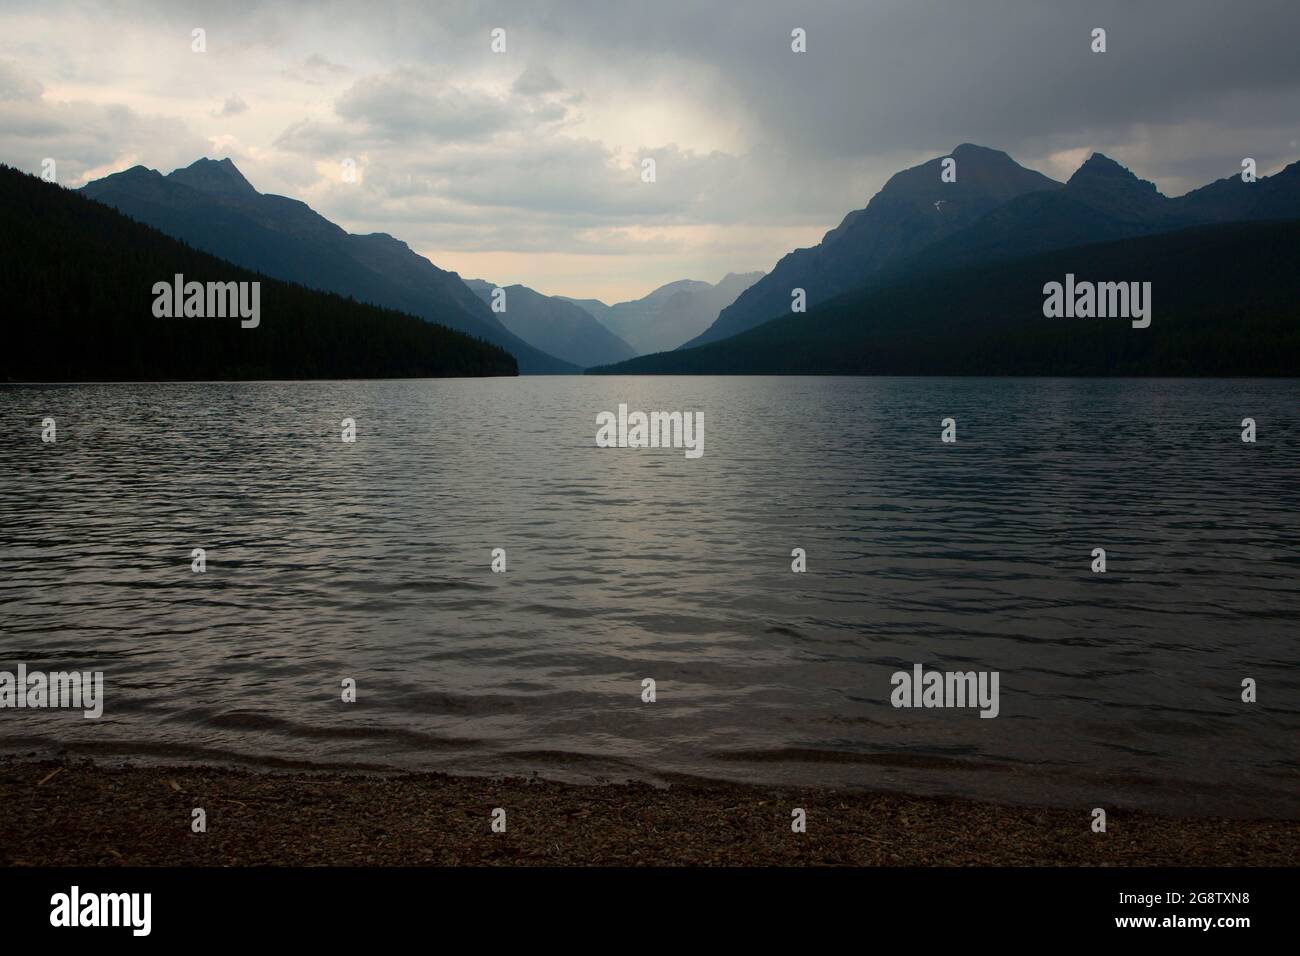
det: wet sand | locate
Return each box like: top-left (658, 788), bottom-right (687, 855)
top-left (1, 759), bottom-right (1295, 866)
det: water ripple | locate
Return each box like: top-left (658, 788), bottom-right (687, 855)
top-left (0, 377), bottom-right (1296, 816)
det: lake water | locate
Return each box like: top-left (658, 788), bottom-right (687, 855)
top-left (0, 377), bottom-right (1296, 817)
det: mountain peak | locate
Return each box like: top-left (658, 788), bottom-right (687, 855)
top-left (950, 143), bottom-right (1004, 159)
top-left (684, 144), bottom-right (1061, 350)
top-left (100, 164), bottom-right (163, 183)
top-left (877, 143), bottom-right (1058, 201)
top-left (166, 157), bottom-right (258, 197)
top-left (1068, 153), bottom-right (1155, 190)
top-left (1065, 152), bottom-right (1165, 218)
top-left (1074, 151), bottom-right (1122, 173)
top-left (78, 163), bottom-right (166, 201)
top-left (946, 144), bottom-right (1035, 174)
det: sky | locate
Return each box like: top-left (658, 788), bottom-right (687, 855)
top-left (2, 0), bottom-right (1298, 302)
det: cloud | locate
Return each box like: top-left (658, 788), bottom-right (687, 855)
top-left (213, 94), bottom-right (248, 117)
top-left (273, 118), bottom-right (355, 155)
top-left (512, 63), bottom-right (561, 96)
top-left (282, 53), bottom-right (350, 85)
top-left (0, 71), bottom-right (208, 185)
top-left (334, 69), bottom-right (521, 142)
top-left (2, 0), bottom-right (1300, 297)
top-left (0, 60), bottom-right (43, 101)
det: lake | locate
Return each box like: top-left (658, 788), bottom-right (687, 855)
top-left (0, 376), bottom-right (1296, 817)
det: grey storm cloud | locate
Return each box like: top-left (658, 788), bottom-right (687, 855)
top-left (0, 60), bottom-right (43, 100)
top-left (11, 1), bottom-right (1300, 175)
top-left (512, 63), bottom-right (562, 96)
top-left (214, 94), bottom-right (248, 117)
top-left (0, 54), bottom-right (207, 182)
top-left (250, 0), bottom-right (1300, 218)
top-left (455, 0), bottom-right (1300, 148)
top-left (3, 0), bottom-right (1299, 292)
top-left (334, 70), bottom-right (516, 141)
top-left (281, 53), bottom-right (351, 85)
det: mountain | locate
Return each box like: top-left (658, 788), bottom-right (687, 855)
top-left (0, 165), bottom-right (516, 380)
top-left (902, 153), bottom-right (1300, 277)
top-left (682, 144), bottom-right (1061, 348)
top-left (1179, 159), bottom-right (1300, 221)
top-left (464, 279), bottom-right (636, 368)
top-left (587, 219), bottom-right (1300, 377)
top-left (559, 297), bottom-right (614, 322)
top-left (564, 272), bottom-right (764, 355)
top-left (79, 158), bottom-right (576, 373)
top-left (612, 146), bottom-right (1300, 376)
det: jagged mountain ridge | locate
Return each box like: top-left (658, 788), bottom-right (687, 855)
top-left (683, 144), bottom-right (1061, 348)
top-left (80, 158), bottom-right (577, 373)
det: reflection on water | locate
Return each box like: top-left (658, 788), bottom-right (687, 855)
top-left (0, 376), bottom-right (1296, 817)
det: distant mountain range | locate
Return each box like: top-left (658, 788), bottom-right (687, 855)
top-left (592, 145), bottom-right (1300, 376)
top-left (563, 272), bottom-right (764, 355)
top-left (464, 279), bottom-right (636, 368)
top-left (457, 271), bottom-right (767, 365)
top-left (908, 151), bottom-right (1300, 277)
top-left (683, 145), bottom-right (1057, 349)
top-left (16, 143), bottom-right (1300, 380)
top-left (75, 156), bottom-right (767, 372)
top-left (589, 219), bottom-right (1300, 376)
top-left (79, 158), bottom-right (576, 373)
top-left (1, 165), bottom-right (515, 381)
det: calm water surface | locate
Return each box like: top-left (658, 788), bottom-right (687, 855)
top-left (0, 377), bottom-right (1296, 816)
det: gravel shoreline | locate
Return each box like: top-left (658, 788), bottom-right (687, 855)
top-left (2, 759), bottom-right (1295, 866)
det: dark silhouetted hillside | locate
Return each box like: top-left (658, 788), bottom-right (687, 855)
top-left (904, 154), bottom-right (1300, 277)
top-left (589, 220), bottom-right (1300, 377)
top-left (685, 148), bottom-right (1300, 354)
top-left (0, 165), bottom-right (517, 381)
top-left (80, 158), bottom-right (575, 373)
top-left (683, 145), bottom-right (1061, 348)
